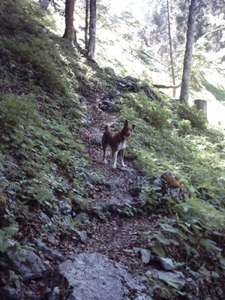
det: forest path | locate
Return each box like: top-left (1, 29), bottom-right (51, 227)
top-left (74, 96), bottom-right (158, 270)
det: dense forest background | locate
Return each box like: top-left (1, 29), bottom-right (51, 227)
top-left (0, 0), bottom-right (225, 299)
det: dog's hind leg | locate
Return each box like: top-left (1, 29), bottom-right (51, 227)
top-left (119, 149), bottom-right (126, 167)
top-left (102, 144), bottom-right (107, 164)
top-left (102, 134), bottom-right (108, 164)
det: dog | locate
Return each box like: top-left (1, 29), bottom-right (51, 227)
top-left (102, 119), bottom-right (136, 169)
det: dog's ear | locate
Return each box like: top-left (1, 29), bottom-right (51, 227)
top-left (131, 124), bottom-right (136, 130)
top-left (124, 119), bottom-right (128, 127)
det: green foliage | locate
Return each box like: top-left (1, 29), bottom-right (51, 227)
top-left (178, 119), bottom-right (191, 136)
top-left (0, 0), bottom-right (78, 105)
top-left (0, 94), bottom-right (37, 135)
top-left (0, 223), bottom-right (19, 253)
top-left (120, 92), bottom-right (171, 129)
top-left (123, 89), bottom-right (225, 297)
top-left (142, 197), bottom-right (225, 297)
top-left (177, 103), bottom-right (207, 129)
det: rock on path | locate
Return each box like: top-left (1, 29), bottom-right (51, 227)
top-left (51, 252), bottom-right (148, 300)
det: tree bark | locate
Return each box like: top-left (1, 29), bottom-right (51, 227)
top-left (167, 0), bottom-right (176, 97)
top-left (85, 0), bottom-right (89, 49)
top-left (87, 0), bottom-right (96, 60)
top-left (63, 0), bottom-right (77, 43)
top-left (40, 0), bottom-right (49, 10)
top-left (194, 99), bottom-right (207, 116)
top-left (179, 0), bottom-right (197, 105)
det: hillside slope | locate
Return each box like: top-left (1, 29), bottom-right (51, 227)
top-left (0, 1), bottom-right (225, 299)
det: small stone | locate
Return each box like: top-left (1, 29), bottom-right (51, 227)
top-left (90, 137), bottom-right (102, 146)
top-left (59, 201), bottom-right (72, 215)
top-left (39, 212), bottom-right (52, 225)
top-left (39, 244), bottom-right (64, 262)
top-left (75, 213), bottom-right (90, 225)
top-left (70, 228), bottom-right (87, 244)
top-left (157, 257), bottom-right (175, 271)
top-left (139, 248), bottom-right (151, 264)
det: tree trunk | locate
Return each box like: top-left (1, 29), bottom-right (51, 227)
top-left (87, 0), bottom-right (96, 60)
top-left (63, 0), bottom-right (77, 43)
top-left (179, 0), bottom-right (197, 105)
top-left (85, 0), bottom-right (89, 49)
top-left (167, 0), bottom-right (176, 97)
top-left (40, 0), bottom-right (49, 10)
top-left (194, 99), bottom-right (207, 117)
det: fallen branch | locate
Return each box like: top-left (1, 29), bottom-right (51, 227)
top-left (153, 82), bottom-right (181, 89)
top-left (138, 50), bottom-right (170, 68)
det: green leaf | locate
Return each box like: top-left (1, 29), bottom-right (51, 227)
top-left (4, 224), bottom-right (19, 236)
top-left (0, 239), bottom-right (9, 253)
top-left (211, 271), bottom-right (220, 278)
top-left (152, 245), bottom-right (165, 257)
top-left (154, 233), bottom-right (171, 245)
top-left (0, 232), bottom-right (9, 253)
top-left (153, 271), bottom-right (183, 289)
top-left (188, 235), bottom-right (198, 244)
top-left (159, 223), bottom-right (177, 233)
top-left (177, 229), bottom-right (188, 240)
top-left (170, 239), bottom-right (179, 246)
top-left (200, 238), bottom-right (222, 251)
top-left (179, 223), bottom-right (193, 235)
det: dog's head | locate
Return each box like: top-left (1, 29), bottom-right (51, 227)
top-left (121, 120), bottom-right (136, 140)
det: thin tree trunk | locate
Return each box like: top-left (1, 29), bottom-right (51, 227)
top-left (179, 0), bottom-right (197, 105)
top-left (167, 0), bottom-right (176, 97)
top-left (87, 0), bottom-right (96, 60)
top-left (85, 0), bottom-right (89, 49)
top-left (63, 0), bottom-right (77, 43)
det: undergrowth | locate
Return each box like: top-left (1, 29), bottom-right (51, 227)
top-left (0, 0), bottom-right (90, 252)
top-left (118, 90), bottom-right (225, 297)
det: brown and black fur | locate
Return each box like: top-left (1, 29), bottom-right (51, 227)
top-left (102, 119), bottom-right (135, 168)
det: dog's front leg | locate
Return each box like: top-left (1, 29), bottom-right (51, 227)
top-left (120, 149), bottom-right (126, 167)
top-left (112, 150), bottom-right (118, 169)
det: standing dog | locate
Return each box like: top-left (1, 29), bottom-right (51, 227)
top-left (102, 119), bottom-right (136, 169)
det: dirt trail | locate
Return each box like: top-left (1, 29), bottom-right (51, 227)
top-left (74, 96), bottom-right (157, 271)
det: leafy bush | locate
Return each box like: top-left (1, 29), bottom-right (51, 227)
top-left (120, 92), bottom-right (171, 128)
top-left (0, 223), bottom-right (19, 253)
top-left (144, 102), bottom-right (171, 128)
top-left (141, 196), bottom-right (225, 298)
top-left (177, 103), bottom-right (207, 129)
top-left (178, 119), bottom-right (191, 135)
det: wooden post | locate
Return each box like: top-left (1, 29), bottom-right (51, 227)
top-left (194, 99), bottom-right (207, 116)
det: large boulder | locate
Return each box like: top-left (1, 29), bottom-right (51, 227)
top-left (50, 252), bottom-right (147, 300)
